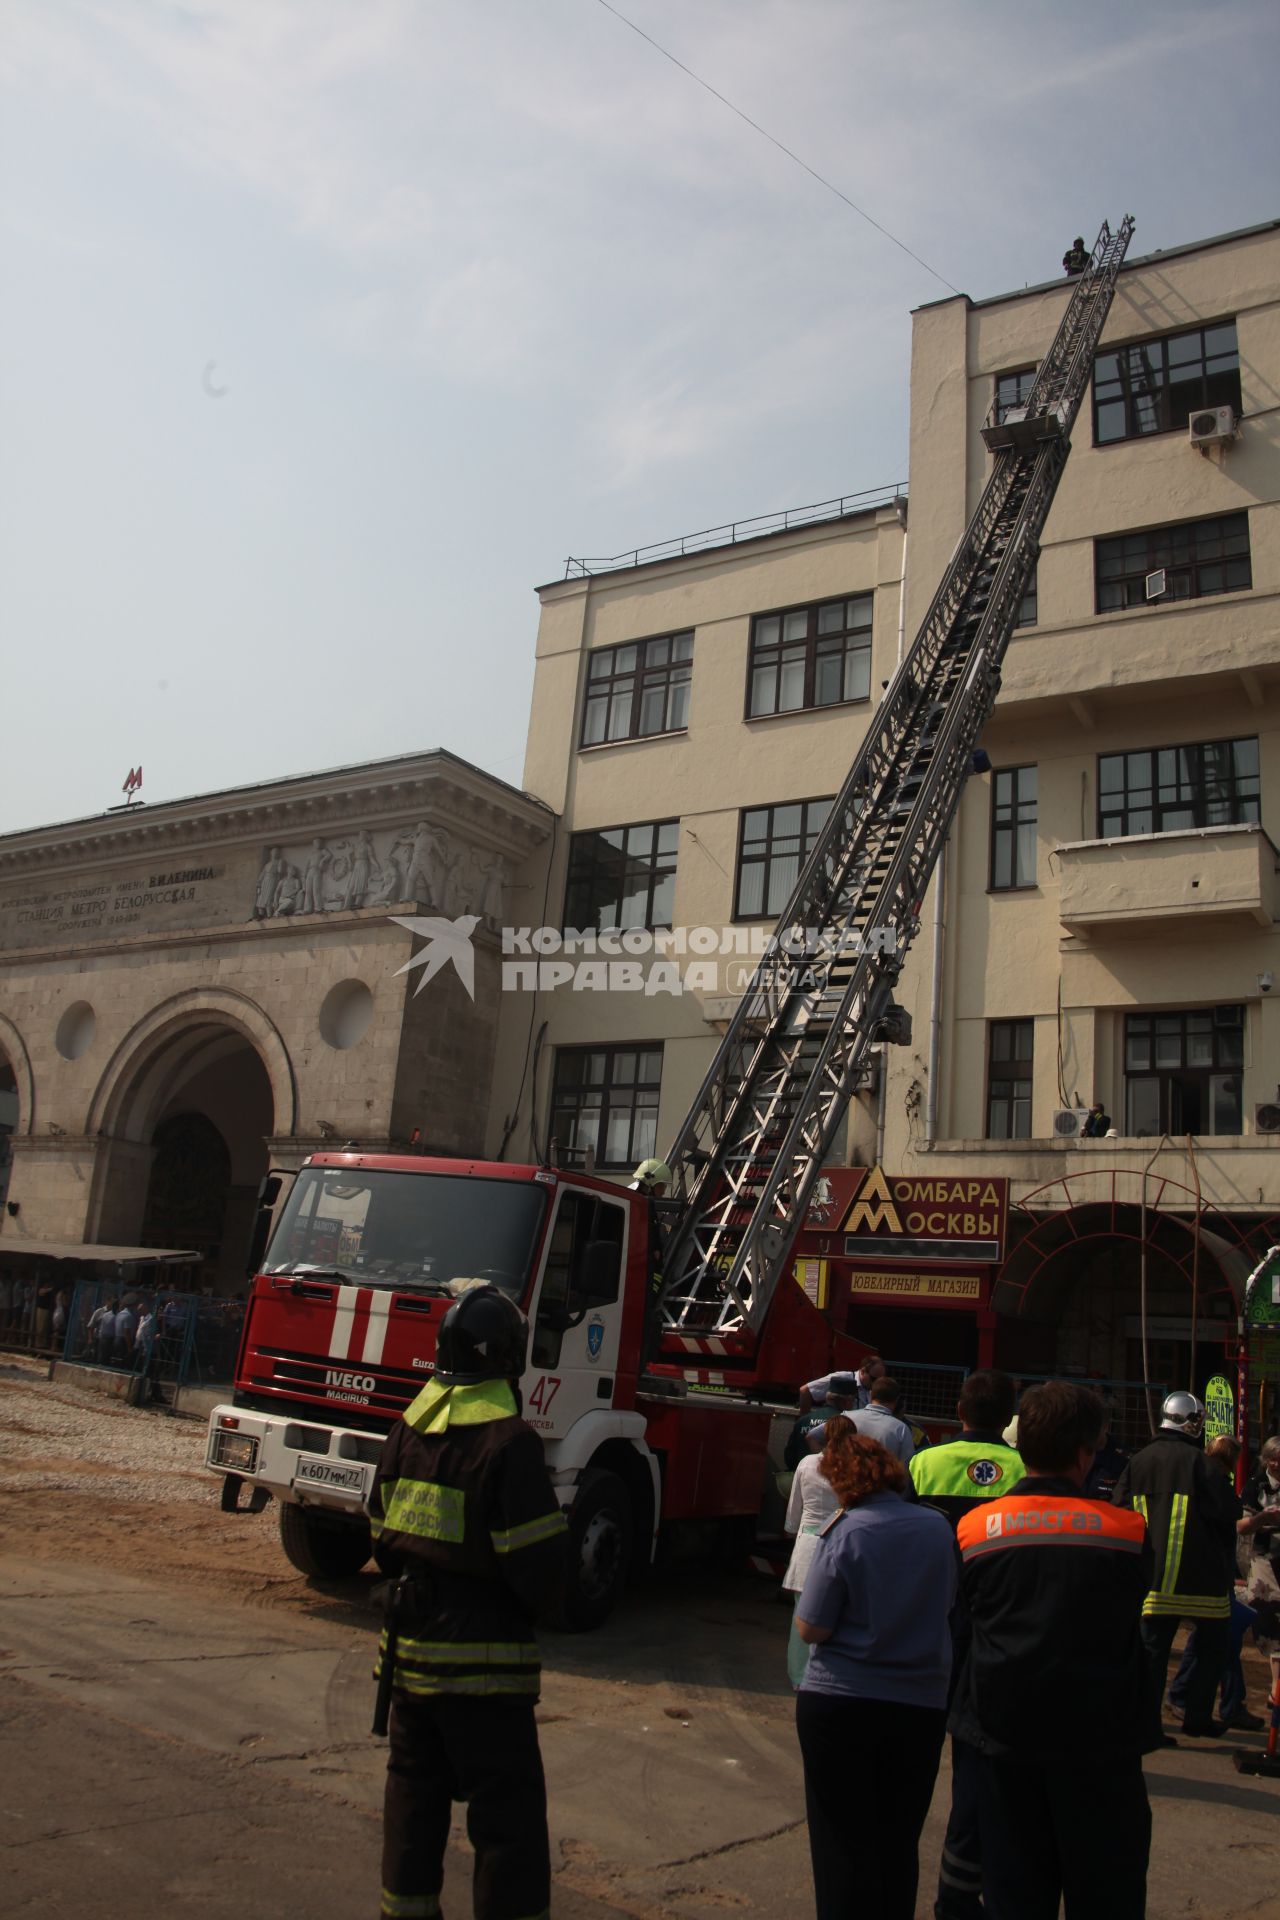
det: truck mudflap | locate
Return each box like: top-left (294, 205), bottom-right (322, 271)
top-left (205, 1402), bottom-right (382, 1515)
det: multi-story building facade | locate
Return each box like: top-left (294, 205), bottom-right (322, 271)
top-left (491, 218), bottom-right (1280, 1435)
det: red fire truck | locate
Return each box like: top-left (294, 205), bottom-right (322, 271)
top-left (207, 218), bottom-right (1135, 1626)
top-left (207, 1153), bottom-right (861, 1626)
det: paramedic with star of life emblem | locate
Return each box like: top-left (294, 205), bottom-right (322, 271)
top-left (908, 1370), bottom-right (1024, 1920)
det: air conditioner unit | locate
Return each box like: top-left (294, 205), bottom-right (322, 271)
top-left (1188, 405), bottom-right (1236, 449)
top-left (1052, 1108), bottom-right (1088, 1139)
top-left (1255, 1103), bottom-right (1280, 1135)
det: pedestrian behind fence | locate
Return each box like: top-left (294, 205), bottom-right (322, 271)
top-left (794, 1428), bottom-right (956, 1920)
top-left (952, 1381), bottom-right (1152, 1919)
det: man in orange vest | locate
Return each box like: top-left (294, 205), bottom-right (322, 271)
top-left (951, 1381), bottom-right (1153, 1917)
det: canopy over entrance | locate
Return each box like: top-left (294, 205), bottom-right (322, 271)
top-left (0, 1241), bottom-right (200, 1264)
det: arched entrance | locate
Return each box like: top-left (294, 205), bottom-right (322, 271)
top-left (86, 996), bottom-right (289, 1293)
top-left (994, 1169), bottom-right (1276, 1439)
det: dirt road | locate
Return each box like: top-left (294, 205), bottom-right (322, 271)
top-left (2, 1360), bottom-right (1279, 1917)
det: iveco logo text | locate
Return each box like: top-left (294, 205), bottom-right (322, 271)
top-left (326, 1370), bottom-right (376, 1394)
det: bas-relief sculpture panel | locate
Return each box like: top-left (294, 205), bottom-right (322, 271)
top-left (251, 825), bottom-right (508, 928)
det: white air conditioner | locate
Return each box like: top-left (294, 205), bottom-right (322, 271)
top-left (1188, 405), bottom-right (1236, 449)
top-left (1255, 1103), bottom-right (1280, 1135)
top-left (1052, 1107), bottom-right (1089, 1139)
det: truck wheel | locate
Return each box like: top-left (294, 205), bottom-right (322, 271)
top-left (554, 1469), bottom-right (632, 1632)
top-left (279, 1502), bottom-right (372, 1579)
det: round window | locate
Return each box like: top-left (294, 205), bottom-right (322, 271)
top-left (319, 979), bottom-right (373, 1051)
top-left (55, 1001), bottom-right (97, 1061)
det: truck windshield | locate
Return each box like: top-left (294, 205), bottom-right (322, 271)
top-left (263, 1169), bottom-right (547, 1297)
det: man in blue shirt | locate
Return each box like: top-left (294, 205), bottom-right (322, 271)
top-left (844, 1376), bottom-right (916, 1465)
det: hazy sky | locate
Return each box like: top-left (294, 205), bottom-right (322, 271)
top-left (2, 0), bottom-right (1277, 835)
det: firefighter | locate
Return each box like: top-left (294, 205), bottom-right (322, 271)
top-left (628, 1157), bottom-right (672, 1196)
top-left (1112, 1390), bottom-right (1239, 1743)
top-left (367, 1283), bottom-right (568, 1920)
top-left (1062, 235), bottom-right (1089, 274)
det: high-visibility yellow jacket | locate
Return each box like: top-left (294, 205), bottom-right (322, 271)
top-left (367, 1377), bottom-right (567, 1698)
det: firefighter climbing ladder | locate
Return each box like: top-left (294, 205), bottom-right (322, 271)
top-left (656, 217), bottom-right (1136, 1344)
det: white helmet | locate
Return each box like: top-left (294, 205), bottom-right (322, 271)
top-left (1160, 1390), bottom-right (1206, 1438)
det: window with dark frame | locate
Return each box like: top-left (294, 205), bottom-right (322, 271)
top-left (1124, 1009), bottom-right (1243, 1137)
top-left (563, 820), bottom-right (678, 933)
top-left (1098, 737), bottom-right (1259, 839)
top-left (991, 766), bottom-right (1038, 889)
top-left (986, 1020), bottom-right (1033, 1140)
top-left (735, 797), bottom-right (833, 919)
top-left (747, 596), bottom-right (873, 718)
top-left (580, 632), bottom-right (693, 747)
top-left (994, 367), bottom-right (1038, 424)
top-left (1095, 513), bottom-right (1251, 613)
top-left (1014, 565), bottom-right (1038, 629)
top-left (549, 1045), bottom-right (662, 1171)
top-left (1093, 321), bottom-right (1241, 445)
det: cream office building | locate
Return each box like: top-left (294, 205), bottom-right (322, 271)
top-left (490, 218), bottom-right (1280, 1420)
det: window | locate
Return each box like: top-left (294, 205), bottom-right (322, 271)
top-left (991, 766), bottom-right (1037, 889)
top-left (987, 1020), bottom-right (1033, 1140)
top-left (1098, 737), bottom-right (1259, 839)
top-left (1094, 321), bottom-right (1241, 444)
top-left (995, 367), bottom-right (1038, 424)
top-left (564, 820), bottom-right (678, 932)
top-left (1095, 513), bottom-right (1251, 612)
top-left (550, 1045), bottom-right (661, 1171)
top-left (747, 596), bottom-right (873, 717)
top-left (735, 797), bottom-right (832, 919)
top-left (1014, 565), bottom-right (1037, 629)
top-left (1124, 1009), bottom-right (1243, 1137)
top-left (531, 1188), bottom-right (625, 1368)
top-left (581, 632), bottom-right (693, 747)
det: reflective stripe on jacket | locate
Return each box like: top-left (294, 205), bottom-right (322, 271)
top-left (1112, 1430), bottom-right (1236, 1618)
top-left (950, 1477), bottom-right (1152, 1759)
top-left (367, 1377), bottom-right (567, 1698)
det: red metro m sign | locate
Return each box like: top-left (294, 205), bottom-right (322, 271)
top-left (837, 1165), bottom-right (1008, 1264)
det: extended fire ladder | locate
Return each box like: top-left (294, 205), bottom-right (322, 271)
top-left (655, 216), bottom-right (1135, 1347)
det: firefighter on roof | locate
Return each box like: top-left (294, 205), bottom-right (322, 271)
top-left (367, 1283), bottom-right (567, 1920)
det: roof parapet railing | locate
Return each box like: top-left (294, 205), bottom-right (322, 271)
top-left (563, 481), bottom-right (908, 580)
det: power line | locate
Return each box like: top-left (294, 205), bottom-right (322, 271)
top-left (591, 0), bottom-right (960, 296)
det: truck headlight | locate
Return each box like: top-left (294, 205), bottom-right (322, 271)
top-left (211, 1431), bottom-right (259, 1473)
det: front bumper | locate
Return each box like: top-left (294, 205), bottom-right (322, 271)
top-left (205, 1403), bottom-right (383, 1513)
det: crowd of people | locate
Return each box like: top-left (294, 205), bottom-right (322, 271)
top-left (782, 1362), bottom-right (1280, 1919)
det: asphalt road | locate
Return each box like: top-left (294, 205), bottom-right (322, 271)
top-left (2, 1361), bottom-right (1280, 1917)
top-left (3, 1550), bottom-right (1280, 1920)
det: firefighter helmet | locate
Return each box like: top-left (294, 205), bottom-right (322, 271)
top-left (435, 1285), bottom-right (529, 1386)
top-left (632, 1158), bottom-right (672, 1192)
top-left (1160, 1390), bottom-right (1206, 1437)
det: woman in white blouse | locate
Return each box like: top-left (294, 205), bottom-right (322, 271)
top-left (782, 1421), bottom-right (841, 1687)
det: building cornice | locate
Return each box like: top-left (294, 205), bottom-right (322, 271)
top-left (0, 751), bottom-right (554, 882)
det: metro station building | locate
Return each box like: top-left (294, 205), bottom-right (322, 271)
top-left (3, 218), bottom-right (1279, 1434)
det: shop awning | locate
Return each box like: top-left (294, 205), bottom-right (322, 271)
top-left (0, 1241), bottom-right (201, 1264)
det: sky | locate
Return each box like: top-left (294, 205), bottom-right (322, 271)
top-left (1, 0), bottom-right (1278, 835)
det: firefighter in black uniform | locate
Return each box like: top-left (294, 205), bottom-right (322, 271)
top-left (367, 1284), bottom-right (568, 1920)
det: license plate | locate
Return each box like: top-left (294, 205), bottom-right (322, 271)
top-left (293, 1456), bottom-right (367, 1495)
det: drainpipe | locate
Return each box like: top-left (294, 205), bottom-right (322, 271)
top-left (894, 497), bottom-right (909, 668)
top-left (1139, 1133), bottom-right (1172, 1435)
top-left (875, 1045), bottom-right (888, 1164)
top-left (924, 840), bottom-right (948, 1146)
top-left (1186, 1132), bottom-right (1202, 1391)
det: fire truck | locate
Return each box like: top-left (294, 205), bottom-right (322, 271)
top-left (206, 219), bottom-right (1135, 1626)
